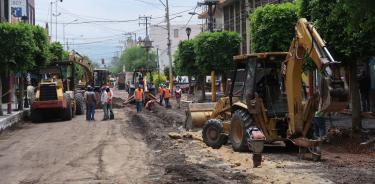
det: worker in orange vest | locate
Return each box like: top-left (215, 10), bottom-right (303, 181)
top-left (159, 85), bottom-right (164, 105)
top-left (134, 85), bottom-right (144, 112)
top-left (163, 87), bottom-right (171, 108)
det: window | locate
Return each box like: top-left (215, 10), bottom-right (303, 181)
top-left (173, 29), bottom-right (179, 38)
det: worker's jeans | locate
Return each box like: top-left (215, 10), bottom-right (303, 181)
top-left (176, 98), bottom-right (181, 108)
top-left (159, 95), bottom-right (164, 105)
top-left (102, 103), bottom-right (109, 120)
top-left (86, 104), bottom-right (95, 121)
top-left (136, 101), bottom-right (143, 112)
top-left (107, 103), bottom-right (113, 116)
top-left (164, 98), bottom-right (171, 108)
top-left (313, 117), bottom-right (326, 139)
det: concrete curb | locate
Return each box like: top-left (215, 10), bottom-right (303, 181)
top-left (0, 109), bottom-right (30, 131)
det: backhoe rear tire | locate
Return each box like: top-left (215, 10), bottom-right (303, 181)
top-left (75, 93), bottom-right (84, 115)
top-left (230, 109), bottom-right (254, 152)
top-left (202, 119), bottom-right (228, 149)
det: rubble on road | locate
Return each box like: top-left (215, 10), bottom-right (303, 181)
top-left (168, 132), bottom-right (182, 139)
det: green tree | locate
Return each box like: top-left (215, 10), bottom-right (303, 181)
top-left (0, 23), bottom-right (37, 115)
top-left (249, 2), bottom-right (299, 52)
top-left (163, 65), bottom-right (176, 79)
top-left (194, 31), bottom-right (241, 99)
top-left (31, 26), bottom-right (50, 69)
top-left (303, 0), bottom-right (375, 130)
top-left (113, 46), bottom-right (157, 73)
top-left (49, 42), bottom-right (64, 61)
top-left (174, 39), bottom-right (198, 93)
top-left (147, 72), bottom-right (167, 88)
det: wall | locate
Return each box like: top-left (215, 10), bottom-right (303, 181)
top-left (150, 24), bottom-right (201, 71)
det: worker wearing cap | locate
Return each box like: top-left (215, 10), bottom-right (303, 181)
top-left (159, 85), bottom-right (164, 105)
top-left (163, 87), bottom-right (171, 108)
top-left (106, 87), bottom-right (114, 119)
top-left (84, 85), bottom-right (97, 121)
top-left (134, 85), bottom-right (144, 112)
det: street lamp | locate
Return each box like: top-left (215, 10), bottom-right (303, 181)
top-left (63, 19), bottom-right (78, 50)
top-left (185, 27), bottom-right (191, 40)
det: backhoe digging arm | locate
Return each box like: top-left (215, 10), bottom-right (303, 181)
top-left (284, 18), bottom-right (348, 137)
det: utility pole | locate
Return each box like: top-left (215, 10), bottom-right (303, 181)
top-left (198, 0), bottom-right (218, 32)
top-left (139, 16), bottom-right (151, 36)
top-left (52, 0), bottom-right (62, 42)
top-left (50, 2), bottom-right (53, 38)
top-left (139, 15), bottom-right (154, 83)
top-left (157, 48), bottom-right (161, 85)
top-left (55, 1), bottom-right (57, 41)
top-left (166, 0), bottom-right (173, 91)
top-left (158, 0), bottom-right (173, 90)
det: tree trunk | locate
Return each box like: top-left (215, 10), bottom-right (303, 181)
top-left (188, 76), bottom-right (192, 94)
top-left (222, 73), bottom-right (227, 93)
top-left (17, 74), bottom-right (24, 111)
top-left (200, 75), bottom-right (206, 102)
top-left (349, 62), bottom-right (362, 131)
top-left (0, 75), bottom-right (3, 116)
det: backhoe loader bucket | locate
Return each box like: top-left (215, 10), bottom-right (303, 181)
top-left (185, 102), bottom-right (217, 130)
top-left (320, 77), bottom-right (349, 112)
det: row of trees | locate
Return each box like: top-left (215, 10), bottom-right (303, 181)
top-left (0, 23), bottom-right (68, 116)
top-left (248, 1), bottom-right (375, 130)
top-left (174, 31), bottom-right (241, 98)
top-left (111, 46), bottom-right (157, 74)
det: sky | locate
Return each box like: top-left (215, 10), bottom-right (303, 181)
top-left (35, 0), bottom-right (201, 65)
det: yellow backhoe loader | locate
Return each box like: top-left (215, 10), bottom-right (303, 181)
top-left (186, 18), bottom-right (349, 160)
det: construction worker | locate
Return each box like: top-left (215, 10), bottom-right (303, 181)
top-left (159, 85), bottom-right (164, 105)
top-left (101, 87), bottom-right (109, 121)
top-left (106, 87), bottom-right (114, 119)
top-left (134, 85), bottom-right (144, 112)
top-left (163, 87), bottom-right (171, 108)
top-left (84, 86), bottom-right (97, 121)
top-left (175, 86), bottom-right (182, 108)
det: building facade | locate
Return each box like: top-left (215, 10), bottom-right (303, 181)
top-left (150, 24), bottom-right (201, 71)
top-left (0, 0), bottom-right (34, 24)
top-left (221, 0), bottom-right (289, 54)
top-left (199, 0), bottom-right (289, 54)
top-left (0, 0), bottom-right (9, 22)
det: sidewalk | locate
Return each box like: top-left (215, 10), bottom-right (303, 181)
top-left (0, 103), bottom-right (30, 131)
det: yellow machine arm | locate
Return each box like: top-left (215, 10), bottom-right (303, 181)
top-left (69, 50), bottom-right (94, 86)
top-left (284, 18), bottom-right (348, 136)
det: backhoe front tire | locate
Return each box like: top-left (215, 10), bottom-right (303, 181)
top-left (230, 109), bottom-right (254, 152)
top-left (202, 119), bottom-right (228, 149)
top-left (31, 109), bottom-right (43, 123)
top-left (62, 94), bottom-right (72, 121)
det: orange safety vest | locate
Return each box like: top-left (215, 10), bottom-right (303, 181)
top-left (164, 88), bottom-right (171, 99)
top-left (159, 87), bottom-right (164, 95)
top-left (135, 88), bottom-right (143, 101)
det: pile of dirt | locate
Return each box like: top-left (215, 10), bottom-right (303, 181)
top-left (326, 128), bottom-right (374, 154)
top-left (112, 97), bottom-right (125, 108)
top-left (129, 109), bottom-right (251, 183)
top-left (151, 104), bottom-right (186, 126)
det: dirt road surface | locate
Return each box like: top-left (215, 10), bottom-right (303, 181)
top-left (0, 90), bottom-right (374, 184)
top-left (0, 107), bottom-right (152, 184)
